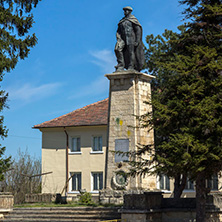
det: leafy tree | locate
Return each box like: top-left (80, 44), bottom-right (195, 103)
top-left (0, 0), bottom-right (41, 179)
top-left (130, 0), bottom-right (222, 221)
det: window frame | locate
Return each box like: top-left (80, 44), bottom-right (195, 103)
top-left (91, 172), bottom-right (103, 192)
top-left (69, 137), bottom-right (81, 154)
top-left (183, 175), bottom-right (218, 192)
top-left (157, 175), bottom-right (171, 192)
top-left (91, 136), bottom-right (103, 153)
top-left (69, 172), bottom-right (82, 193)
top-left (207, 174), bottom-right (218, 191)
top-left (184, 178), bottom-right (195, 191)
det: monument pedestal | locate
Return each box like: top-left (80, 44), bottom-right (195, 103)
top-left (105, 70), bottom-right (156, 190)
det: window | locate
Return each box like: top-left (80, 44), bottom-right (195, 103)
top-left (71, 137), bottom-right (80, 152)
top-left (159, 175), bottom-right (170, 190)
top-left (92, 172), bottom-right (103, 190)
top-left (185, 178), bottom-right (194, 190)
top-left (70, 173), bottom-right (81, 191)
top-left (92, 136), bottom-right (102, 151)
top-left (207, 175), bottom-right (218, 190)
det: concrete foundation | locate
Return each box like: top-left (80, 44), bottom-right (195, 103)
top-left (121, 191), bottom-right (222, 222)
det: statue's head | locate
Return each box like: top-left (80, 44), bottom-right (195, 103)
top-left (123, 6), bottom-right (133, 16)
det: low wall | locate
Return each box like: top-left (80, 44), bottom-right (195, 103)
top-left (99, 189), bottom-right (144, 205)
top-left (25, 193), bottom-right (56, 203)
top-left (0, 192), bottom-right (14, 219)
top-left (121, 192), bottom-right (222, 222)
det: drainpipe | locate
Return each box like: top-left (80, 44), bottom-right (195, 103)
top-left (64, 127), bottom-right (69, 196)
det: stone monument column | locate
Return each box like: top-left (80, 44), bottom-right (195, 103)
top-left (105, 70), bottom-right (156, 190)
top-left (104, 6), bottom-right (156, 191)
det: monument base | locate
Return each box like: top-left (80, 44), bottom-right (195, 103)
top-left (105, 70), bottom-right (156, 191)
top-left (121, 192), bottom-right (222, 222)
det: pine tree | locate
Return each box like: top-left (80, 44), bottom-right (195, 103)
top-left (0, 0), bottom-right (42, 180)
top-left (178, 1), bottom-right (222, 221)
top-left (130, 1), bottom-right (222, 221)
top-left (130, 29), bottom-right (191, 200)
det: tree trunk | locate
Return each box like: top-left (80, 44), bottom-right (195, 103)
top-left (196, 172), bottom-right (207, 222)
top-left (173, 174), bottom-right (187, 201)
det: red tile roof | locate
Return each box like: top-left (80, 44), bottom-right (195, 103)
top-left (34, 98), bottom-right (109, 128)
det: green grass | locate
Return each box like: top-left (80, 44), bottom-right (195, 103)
top-left (14, 202), bottom-right (97, 208)
top-left (14, 202), bottom-right (122, 208)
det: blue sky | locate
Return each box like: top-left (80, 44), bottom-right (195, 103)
top-left (2, 0), bottom-right (184, 159)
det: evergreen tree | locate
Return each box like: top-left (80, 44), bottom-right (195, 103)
top-left (0, 0), bottom-right (42, 180)
top-left (131, 29), bottom-right (190, 200)
top-left (130, 1), bottom-right (222, 221)
top-left (178, 1), bottom-right (222, 221)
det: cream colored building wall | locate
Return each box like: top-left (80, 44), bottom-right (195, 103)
top-left (40, 126), bottom-right (107, 194)
top-left (41, 129), bottom-right (66, 194)
top-left (156, 176), bottom-right (222, 198)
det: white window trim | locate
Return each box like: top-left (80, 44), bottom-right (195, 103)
top-left (69, 172), bottom-right (81, 193)
top-left (91, 135), bottom-right (103, 152)
top-left (156, 175), bottom-right (172, 193)
top-left (69, 151), bottom-right (82, 155)
top-left (91, 172), bottom-right (103, 192)
top-left (90, 191), bottom-right (99, 194)
top-left (184, 179), bottom-right (195, 192)
top-left (183, 189), bottom-right (195, 193)
top-left (206, 175), bottom-right (219, 191)
top-left (70, 136), bottom-right (81, 153)
top-left (90, 151), bottom-right (104, 154)
top-left (68, 191), bottom-right (80, 194)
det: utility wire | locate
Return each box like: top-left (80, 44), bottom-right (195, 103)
top-left (8, 135), bottom-right (40, 140)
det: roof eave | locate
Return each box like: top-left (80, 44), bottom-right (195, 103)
top-left (33, 123), bottom-right (108, 129)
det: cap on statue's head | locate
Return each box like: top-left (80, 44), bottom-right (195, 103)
top-left (123, 6), bottom-right (133, 11)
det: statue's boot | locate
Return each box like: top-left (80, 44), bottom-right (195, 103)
top-left (115, 66), bottom-right (124, 71)
top-left (127, 66), bottom-right (135, 71)
top-left (115, 49), bottom-right (125, 72)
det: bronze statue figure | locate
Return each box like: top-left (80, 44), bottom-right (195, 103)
top-left (115, 6), bottom-right (145, 72)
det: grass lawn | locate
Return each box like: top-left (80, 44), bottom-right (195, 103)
top-left (14, 202), bottom-right (122, 208)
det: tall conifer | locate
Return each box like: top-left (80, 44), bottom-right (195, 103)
top-left (130, 1), bottom-right (222, 221)
top-left (0, 0), bottom-right (41, 180)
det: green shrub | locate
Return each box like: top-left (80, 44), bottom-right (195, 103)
top-left (79, 192), bottom-right (93, 205)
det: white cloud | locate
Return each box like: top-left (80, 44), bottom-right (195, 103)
top-left (69, 76), bottom-right (108, 100)
top-left (68, 49), bottom-right (114, 100)
top-left (89, 49), bottom-right (116, 73)
top-left (6, 82), bottom-right (62, 103)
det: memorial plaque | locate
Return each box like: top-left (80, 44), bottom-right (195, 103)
top-left (115, 171), bottom-right (127, 186)
top-left (115, 139), bottom-right (129, 162)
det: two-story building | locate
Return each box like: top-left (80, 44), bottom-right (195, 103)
top-left (34, 98), bottom-right (109, 195)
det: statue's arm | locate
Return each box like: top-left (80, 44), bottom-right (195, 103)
top-left (116, 31), bottom-right (122, 41)
top-left (116, 26), bottom-right (123, 41)
top-left (134, 25), bottom-right (142, 46)
top-left (115, 28), bottom-right (125, 51)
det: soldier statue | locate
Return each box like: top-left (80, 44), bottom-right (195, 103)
top-left (115, 6), bottom-right (145, 72)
